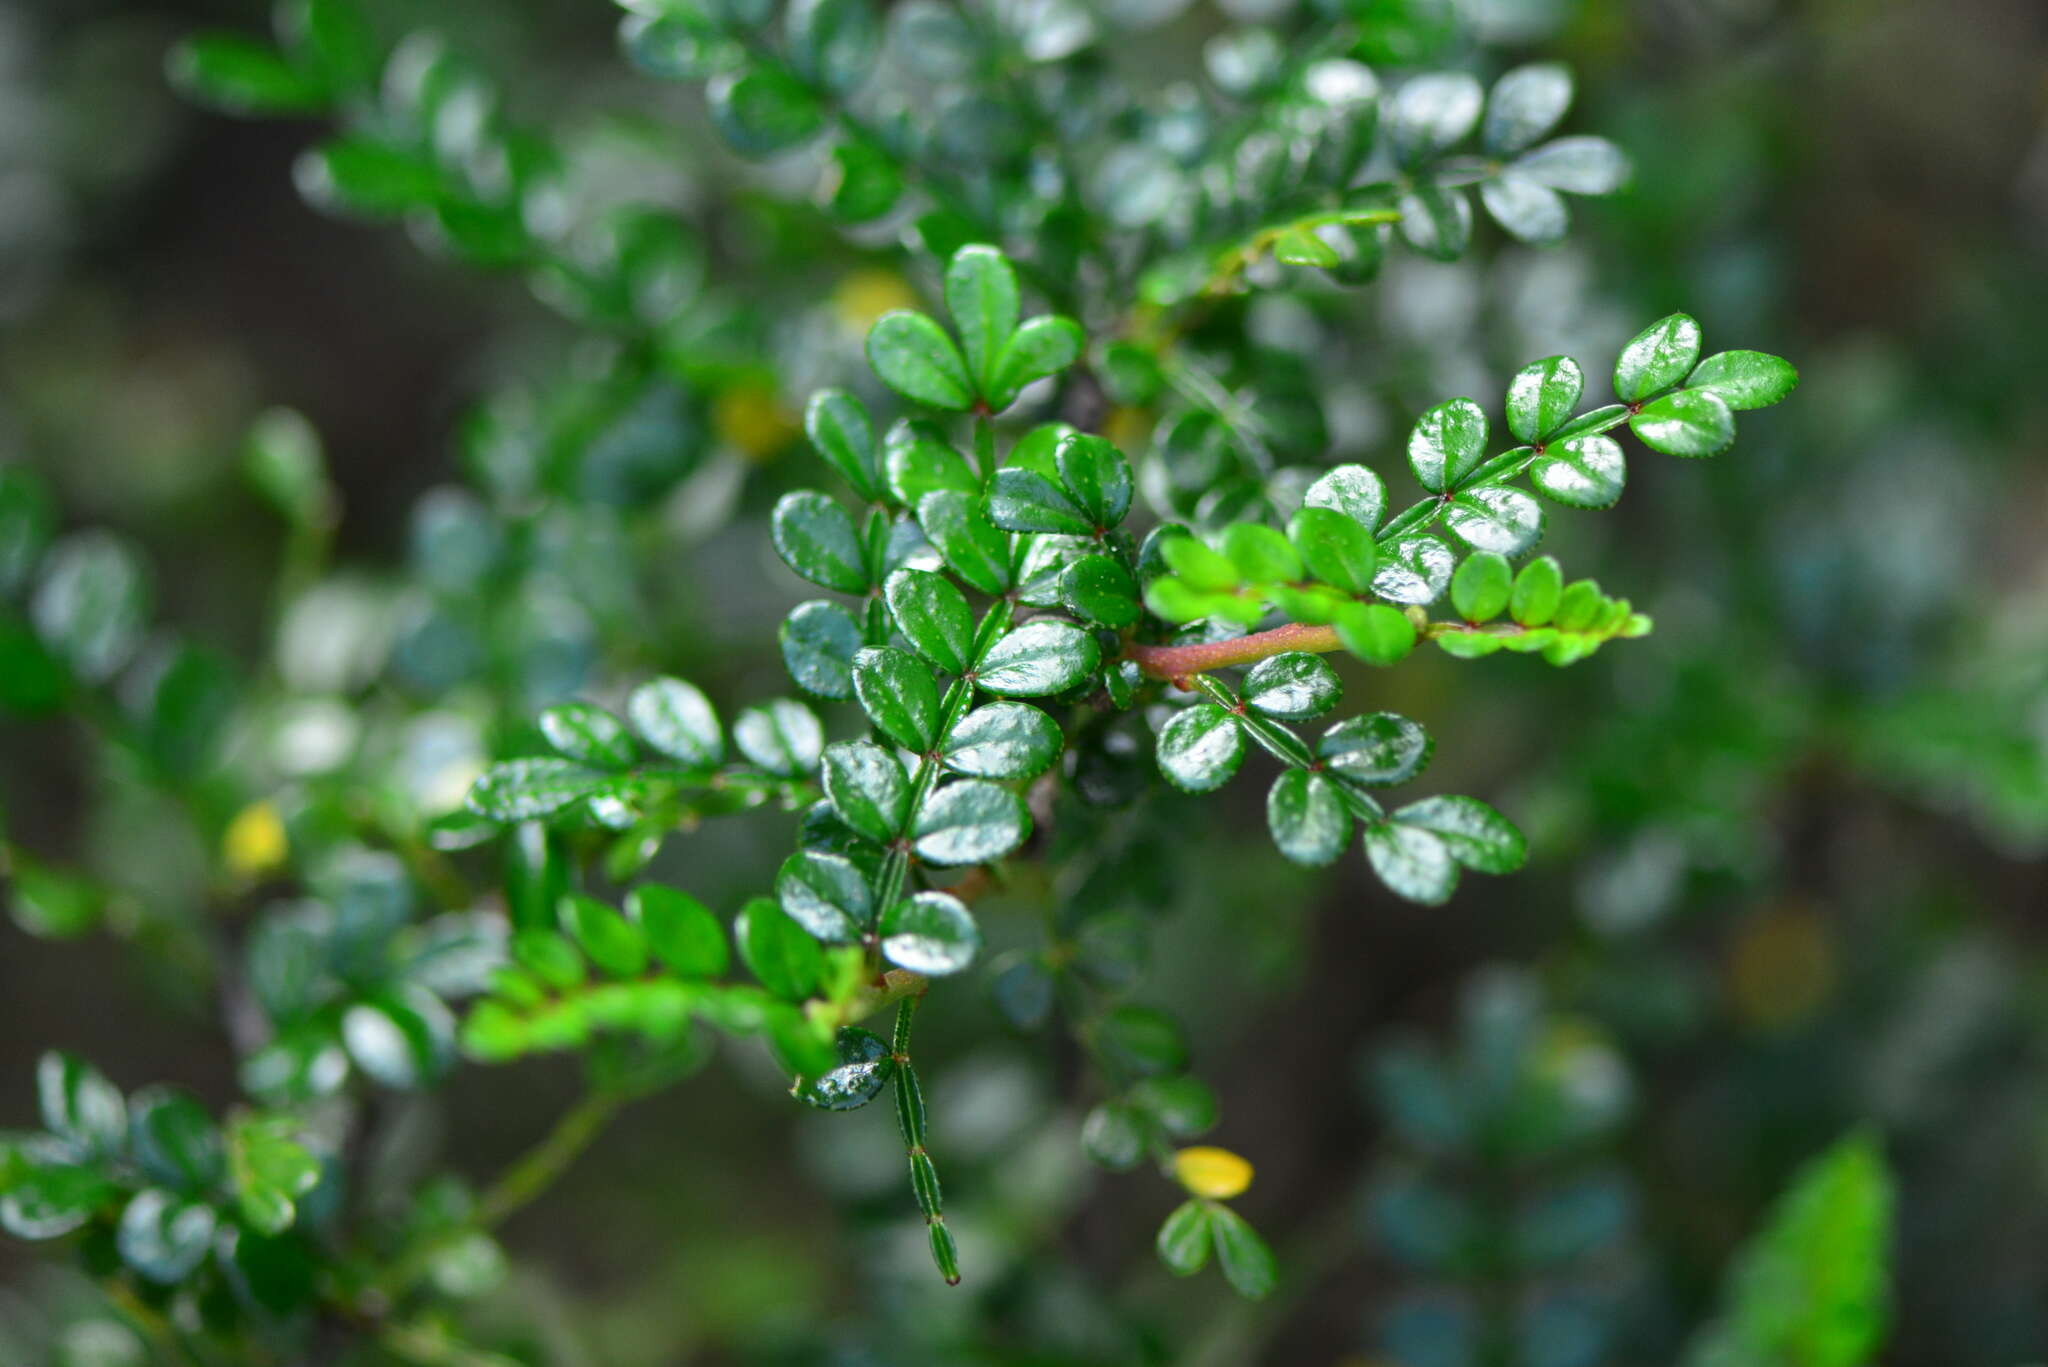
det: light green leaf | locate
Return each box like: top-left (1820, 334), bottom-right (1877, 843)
top-left (628, 884), bottom-right (729, 977)
top-left (560, 894), bottom-right (650, 978)
top-left (1221, 522), bottom-right (1302, 585)
top-left (1450, 551), bottom-right (1512, 623)
top-left (1335, 602), bottom-right (1417, 666)
top-left (1209, 1204), bottom-right (1278, 1300)
top-left (867, 310), bottom-right (974, 410)
top-left (167, 34), bottom-right (326, 115)
top-left (1614, 313), bottom-right (1702, 403)
top-left (734, 897), bottom-right (825, 1000)
top-left (228, 1115), bottom-right (320, 1237)
top-left (1510, 556), bottom-right (1563, 626)
top-left (1407, 398), bottom-right (1489, 493)
top-left (538, 703), bottom-right (636, 771)
top-left (1530, 434), bottom-right (1626, 508)
top-left (1506, 354), bottom-right (1584, 445)
top-left (1303, 463), bottom-right (1386, 531)
top-left (1632, 387), bottom-right (1736, 457)
top-left (1443, 486), bottom-right (1544, 556)
top-left (883, 420), bottom-right (977, 506)
top-left (1288, 505), bottom-right (1377, 595)
top-left (1686, 350), bottom-right (1800, 411)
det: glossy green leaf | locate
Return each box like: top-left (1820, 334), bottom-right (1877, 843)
top-left (1159, 534), bottom-right (1241, 592)
top-left (853, 646), bottom-right (941, 751)
top-left (974, 620), bottom-right (1099, 697)
top-left (1450, 551), bottom-right (1512, 622)
top-left (1320, 712), bottom-right (1431, 786)
top-left (1097, 1005), bottom-right (1188, 1075)
top-left (1530, 434), bottom-right (1626, 508)
top-left (917, 490), bottom-right (1013, 594)
top-left (1335, 602), bottom-right (1417, 666)
top-left (0, 1162), bottom-right (116, 1240)
top-left (784, 0), bottom-right (880, 94)
top-left (706, 67), bottom-right (824, 157)
top-left (1157, 1199), bottom-right (1213, 1275)
top-left (775, 849), bottom-right (871, 941)
top-left (129, 1087), bottom-right (224, 1191)
top-left (117, 1189), bottom-right (217, 1284)
top-left (1372, 533), bottom-right (1457, 606)
top-left (944, 244), bottom-right (1019, 396)
top-left (1082, 1102), bottom-right (1146, 1169)
top-left (228, 1115), bottom-right (320, 1237)
top-left (1156, 702), bottom-right (1244, 792)
top-left (734, 699), bottom-right (823, 777)
top-left (1443, 486), bottom-right (1544, 555)
top-left (1484, 63), bottom-right (1572, 156)
top-left (1509, 555), bottom-right (1563, 625)
top-left (1614, 313), bottom-right (1702, 402)
top-left (1288, 505), bottom-right (1377, 595)
top-left (1481, 173), bottom-right (1569, 244)
top-left (1303, 463), bottom-right (1386, 531)
top-left (38, 1052), bottom-right (127, 1158)
top-left (33, 532), bottom-right (149, 684)
top-left (781, 599), bottom-right (864, 699)
top-left (822, 139), bottom-right (902, 222)
top-left (771, 490), bottom-right (868, 593)
top-left (1364, 820), bottom-right (1459, 904)
top-left (884, 568), bottom-right (975, 675)
top-left (1055, 433), bottom-right (1133, 528)
top-left (1388, 72), bottom-right (1482, 167)
top-left (512, 927), bottom-right (585, 990)
top-left (1394, 795), bottom-right (1526, 873)
top-left (866, 310), bottom-right (974, 411)
top-left (940, 701), bottom-right (1062, 780)
top-left (1061, 554), bottom-right (1141, 628)
top-left (803, 388), bottom-right (882, 501)
top-left (466, 756), bottom-right (601, 822)
top-left (793, 1027), bottom-right (893, 1110)
top-left (561, 894), bottom-right (650, 978)
top-left (342, 988), bottom-right (455, 1090)
top-left (988, 467), bottom-right (1091, 535)
top-left (913, 779), bottom-right (1030, 864)
top-left (884, 420), bottom-right (978, 505)
top-left (538, 703), bottom-right (635, 771)
top-left (821, 740), bottom-right (909, 842)
top-left (1209, 1204), bottom-right (1278, 1300)
top-left (1408, 398), bottom-right (1489, 494)
top-left (879, 891), bottom-right (981, 976)
top-left (1506, 355), bottom-right (1583, 445)
top-left (991, 316), bottom-right (1086, 407)
top-left (167, 34), bottom-right (326, 115)
top-left (1273, 226), bottom-right (1339, 267)
top-left (1686, 350), bottom-right (1800, 411)
top-left (626, 676), bottom-right (723, 768)
top-left (1267, 770), bottom-right (1349, 866)
top-left (1514, 135), bottom-right (1630, 194)
top-left (1632, 387), bottom-right (1737, 457)
top-left (628, 884), bottom-right (729, 977)
top-left (1243, 652), bottom-right (1340, 720)
top-left (734, 897), bottom-right (825, 1000)
top-left (1396, 181), bottom-right (1472, 261)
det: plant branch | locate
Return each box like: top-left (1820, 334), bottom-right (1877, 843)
top-left (472, 1089), bottom-right (623, 1231)
top-left (1125, 622), bottom-right (1341, 680)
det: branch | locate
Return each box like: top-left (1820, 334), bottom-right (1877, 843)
top-left (1125, 622), bottom-right (1342, 681)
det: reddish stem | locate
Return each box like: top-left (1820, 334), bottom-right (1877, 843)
top-left (1125, 621), bottom-right (1343, 681)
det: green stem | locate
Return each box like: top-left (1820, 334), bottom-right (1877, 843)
top-left (472, 1089), bottom-right (622, 1230)
top-left (375, 1320), bottom-right (525, 1367)
top-left (891, 997), bottom-right (961, 1284)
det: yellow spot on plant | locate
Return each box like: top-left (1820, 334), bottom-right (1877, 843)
top-left (714, 382), bottom-right (797, 460)
top-left (1104, 405), bottom-right (1152, 455)
top-left (832, 267), bottom-right (918, 332)
top-left (223, 802), bottom-right (288, 877)
top-left (1172, 1146), bottom-right (1253, 1200)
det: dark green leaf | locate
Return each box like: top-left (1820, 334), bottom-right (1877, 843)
top-left (1157, 1199), bottom-right (1214, 1275)
top-left (1303, 463), bottom-right (1386, 531)
top-left (38, 1052), bottom-right (127, 1158)
top-left (1209, 1205), bottom-right (1278, 1300)
top-left (1407, 397), bottom-right (1489, 494)
top-left (706, 67), bottom-right (824, 157)
top-left (1363, 820), bottom-right (1459, 904)
top-left (784, 0), bottom-right (879, 94)
top-left (793, 1027), bottom-right (893, 1110)
top-left (1335, 603), bottom-right (1417, 666)
top-left (1097, 1005), bottom-right (1187, 1075)
top-left (1396, 181), bottom-right (1472, 260)
top-left (867, 310), bottom-right (974, 411)
top-left (974, 620), bottom-right (1099, 697)
top-left (1061, 554), bottom-right (1141, 628)
top-left (1530, 434), bottom-right (1626, 508)
top-left (1319, 712), bottom-right (1431, 785)
top-left (822, 138), bottom-right (902, 221)
top-left (1614, 313), bottom-right (1702, 402)
top-left (1288, 505), bottom-right (1377, 595)
top-left (879, 891), bottom-right (980, 976)
top-left (1132, 1075), bottom-right (1219, 1138)
top-left (821, 739), bottom-right (909, 842)
top-left (771, 490), bottom-right (868, 593)
top-left (1632, 387), bottom-right (1737, 457)
top-left (129, 1087), bottom-right (223, 1191)
top-left (560, 894), bottom-right (650, 977)
top-left (781, 599), bottom-right (864, 699)
top-left (33, 532), bottom-right (149, 684)
top-left (853, 646), bottom-right (941, 751)
top-left (1395, 795), bottom-right (1526, 873)
top-left (941, 701), bottom-right (1062, 780)
top-left (626, 676), bottom-right (723, 767)
top-left (775, 850), bottom-right (871, 941)
top-left (914, 779), bottom-right (1030, 865)
top-left (117, 1189), bottom-right (217, 1284)
top-left (228, 1115), bottom-right (320, 1237)
top-left (916, 490), bottom-right (1013, 594)
top-left (1443, 486), bottom-right (1543, 555)
top-left (628, 884), bottom-right (729, 977)
top-left (883, 420), bottom-right (978, 505)
top-left (341, 987), bottom-right (455, 1089)
top-left (734, 699), bottom-right (823, 777)
top-left (1686, 350), bottom-right (1799, 411)
top-left (883, 568), bottom-right (974, 675)
top-left (1267, 770), bottom-right (1349, 865)
top-left (539, 703), bottom-right (636, 771)
top-left (1480, 173), bottom-right (1569, 244)
top-left (989, 467), bottom-right (1092, 535)
top-left (1055, 433), bottom-right (1133, 528)
top-left (0, 464), bottom-right (53, 594)
top-left (1371, 534), bottom-right (1456, 605)
top-left (943, 244), bottom-right (1019, 396)
top-left (466, 758), bottom-right (600, 821)
top-left (991, 316), bottom-right (1085, 408)
top-left (803, 388), bottom-right (882, 500)
top-left (734, 897), bottom-right (825, 1000)
top-left (1484, 63), bottom-right (1572, 156)
top-left (167, 34), bottom-right (326, 114)
top-left (1243, 652), bottom-right (1340, 720)
top-left (1506, 355), bottom-right (1583, 446)
top-left (1156, 703), bottom-right (1244, 792)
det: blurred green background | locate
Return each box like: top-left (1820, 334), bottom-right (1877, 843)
top-left (2, 0), bottom-right (2045, 1362)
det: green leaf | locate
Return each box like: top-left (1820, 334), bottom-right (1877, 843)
top-left (1484, 63), bottom-right (1572, 156)
top-left (1480, 173), bottom-right (1569, 245)
top-left (512, 927), bottom-right (585, 990)
top-left (1530, 434), bottom-right (1626, 508)
top-left (1267, 770), bottom-right (1349, 866)
top-left (1614, 313), bottom-right (1702, 403)
top-left (1407, 398), bottom-right (1489, 493)
top-left (988, 467), bottom-right (1092, 535)
top-left (466, 758), bottom-right (600, 821)
top-left (734, 698), bottom-right (823, 777)
top-left (1683, 1133), bottom-right (1893, 1367)
top-left (1388, 72), bottom-right (1482, 166)
top-left (943, 244), bottom-right (1019, 396)
top-left (793, 1027), bottom-right (893, 1110)
top-left (1132, 1075), bottom-right (1220, 1138)
top-left (879, 891), bottom-right (981, 976)
top-left (1394, 795), bottom-right (1526, 873)
top-left (33, 532), bottom-right (149, 684)
top-left (991, 316), bottom-right (1085, 407)
top-left (1156, 703), bottom-right (1244, 792)
top-left (38, 1052), bottom-right (127, 1158)
top-left (538, 703), bottom-right (636, 771)
top-left (1209, 1204), bottom-right (1279, 1300)
top-left (1243, 653), bottom-right (1340, 720)
top-left (1443, 486), bottom-right (1543, 556)
top-left (781, 600), bottom-right (864, 699)
top-left (822, 139), bottom-right (902, 222)
top-left (0, 1162), bottom-right (117, 1240)
top-left (1221, 522), bottom-right (1302, 585)
top-left (0, 464), bottom-right (53, 595)
top-left (783, 0), bottom-right (880, 94)
top-left (626, 676), bottom-right (723, 768)
top-left (1509, 556), bottom-right (1563, 626)
top-left (771, 490), bottom-right (869, 593)
top-left (117, 1189), bottom-right (217, 1284)
top-left (1055, 433), bottom-right (1133, 528)
top-left (560, 894), bottom-right (650, 978)
top-left (883, 421), bottom-right (977, 505)
top-left (1632, 387), bottom-right (1737, 457)
top-left (167, 34), bottom-right (326, 115)
top-left (628, 884), bottom-right (729, 977)
top-left (914, 779), bottom-right (1030, 865)
top-left (1288, 506), bottom-right (1377, 595)
top-left (1273, 226), bottom-right (1339, 267)
top-left (228, 1115), bottom-right (320, 1237)
top-left (1363, 821), bottom-right (1459, 904)
top-left (295, 136), bottom-right (441, 218)
top-left (775, 850), bottom-right (871, 941)
top-left (1396, 181), bottom-right (1472, 261)
top-left (1082, 1102), bottom-right (1146, 1169)
top-left (1303, 464), bottom-right (1386, 531)
top-left (941, 701), bottom-right (1062, 780)
top-left (883, 569), bottom-right (974, 675)
top-left (1686, 350), bottom-right (1799, 411)
top-left (974, 620), bottom-right (1099, 697)
top-left (803, 389), bottom-right (882, 501)
top-left (1506, 355), bottom-right (1583, 445)
top-left (867, 310), bottom-right (974, 411)
top-left (1319, 712), bottom-right (1431, 786)
top-left (277, 0), bottom-right (382, 93)
top-left (706, 67), bottom-right (824, 157)
top-left (1450, 551), bottom-right (1512, 623)
top-left (735, 897), bottom-right (825, 1000)
top-left (1157, 1199), bottom-right (1214, 1275)
top-left (821, 739), bottom-right (909, 842)
top-left (1061, 554), bottom-right (1141, 628)
top-left (128, 1087), bottom-right (223, 1191)
top-left (1160, 534), bottom-right (1242, 592)
top-left (853, 646), bottom-right (941, 751)
top-left (916, 491), bottom-right (1013, 594)
top-left (1372, 534), bottom-right (1456, 606)
top-left (1514, 135), bottom-right (1630, 194)
top-left (341, 988), bottom-right (455, 1090)
top-left (1335, 603), bottom-right (1417, 666)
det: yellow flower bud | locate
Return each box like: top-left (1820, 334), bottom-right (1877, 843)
top-left (223, 801), bottom-right (288, 877)
top-left (1172, 1145), bottom-right (1253, 1200)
